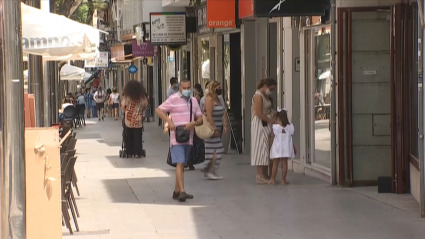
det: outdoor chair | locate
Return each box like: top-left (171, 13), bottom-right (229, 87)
top-left (63, 105), bottom-right (77, 128)
top-left (75, 104), bottom-right (86, 127)
top-left (62, 156), bottom-right (79, 233)
top-left (66, 149), bottom-right (81, 197)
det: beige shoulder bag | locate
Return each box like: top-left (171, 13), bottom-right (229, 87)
top-left (195, 114), bottom-right (214, 139)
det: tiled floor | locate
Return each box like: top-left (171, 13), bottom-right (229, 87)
top-left (62, 117), bottom-right (425, 239)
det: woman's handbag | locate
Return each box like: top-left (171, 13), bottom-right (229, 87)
top-left (195, 114), bottom-right (215, 139)
top-left (174, 100), bottom-right (192, 143)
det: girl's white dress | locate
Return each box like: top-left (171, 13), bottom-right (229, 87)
top-left (270, 123), bottom-right (295, 159)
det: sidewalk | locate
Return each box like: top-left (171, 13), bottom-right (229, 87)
top-left (63, 117), bottom-right (425, 239)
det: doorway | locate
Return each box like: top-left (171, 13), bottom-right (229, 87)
top-left (223, 32), bottom-right (243, 153)
top-left (304, 25), bottom-right (332, 173)
top-left (337, 5), bottom-right (413, 192)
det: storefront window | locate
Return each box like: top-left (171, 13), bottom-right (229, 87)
top-left (223, 34), bottom-right (231, 109)
top-left (199, 37), bottom-right (210, 88)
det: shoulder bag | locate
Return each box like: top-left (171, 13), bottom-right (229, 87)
top-left (195, 114), bottom-right (214, 140)
top-left (174, 99), bottom-right (192, 143)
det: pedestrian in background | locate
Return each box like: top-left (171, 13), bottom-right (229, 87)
top-left (251, 78), bottom-right (277, 184)
top-left (121, 80), bottom-right (148, 158)
top-left (269, 109), bottom-right (294, 185)
top-left (93, 86), bottom-right (106, 121)
top-left (202, 80), bottom-right (228, 180)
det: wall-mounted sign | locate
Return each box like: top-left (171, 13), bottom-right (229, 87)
top-left (111, 45), bottom-right (124, 59)
top-left (197, 4), bottom-right (213, 35)
top-left (150, 12), bottom-right (187, 45)
top-left (239, 0), bottom-right (254, 19)
top-left (128, 65), bottom-right (138, 74)
top-left (253, 0), bottom-right (327, 17)
top-left (85, 52), bottom-right (109, 68)
top-left (207, 0), bottom-right (236, 28)
top-left (132, 40), bottom-right (154, 57)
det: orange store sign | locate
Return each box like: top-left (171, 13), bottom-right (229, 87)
top-left (239, 0), bottom-right (254, 19)
top-left (207, 0), bottom-right (236, 28)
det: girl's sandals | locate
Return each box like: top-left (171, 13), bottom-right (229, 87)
top-left (256, 175), bottom-right (269, 184)
top-left (281, 179), bottom-right (289, 185)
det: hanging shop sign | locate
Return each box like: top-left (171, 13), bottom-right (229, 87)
top-left (110, 45), bottom-right (132, 61)
top-left (128, 65), bottom-right (138, 74)
top-left (132, 40), bottom-right (155, 57)
top-left (197, 3), bottom-right (213, 35)
top-left (85, 52), bottom-right (109, 68)
top-left (253, 0), bottom-right (327, 17)
top-left (111, 45), bottom-right (124, 59)
top-left (150, 12), bottom-right (187, 45)
top-left (206, 0), bottom-right (236, 28)
top-left (239, 0), bottom-right (254, 19)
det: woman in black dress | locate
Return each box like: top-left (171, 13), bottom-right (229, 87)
top-left (186, 83), bottom-right (205, 170)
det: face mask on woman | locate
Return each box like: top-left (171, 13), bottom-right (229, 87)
top-left (215, 89), bottom-right (223, 95)
top-left (265, 88), bottom-right (272, 95)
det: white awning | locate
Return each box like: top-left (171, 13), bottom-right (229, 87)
top-left (24, 64), bottom-right (88, 81)
top-left (21, 3), bottom-right (104, 57)
top-left (59, 64), bottom-right (86, 81)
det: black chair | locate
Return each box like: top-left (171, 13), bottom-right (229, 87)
top-left (75, 104), bottom-right (86, 127)
top-left (63, 105), bottom-right (77, 128)
top-left (62, 156), bottom-right (79, 233)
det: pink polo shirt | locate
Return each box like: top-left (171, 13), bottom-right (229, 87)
top-left (159, 92), bottom-right (202, 146)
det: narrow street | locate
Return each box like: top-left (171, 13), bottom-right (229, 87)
top-left (63, 118), bottom-right (425, 239)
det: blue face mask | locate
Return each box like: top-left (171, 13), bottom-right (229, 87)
top-left (182, 90), bottom-right (192, 98)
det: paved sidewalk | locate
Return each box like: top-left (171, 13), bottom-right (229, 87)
top-left (63, 117), bottom-right (425, 239)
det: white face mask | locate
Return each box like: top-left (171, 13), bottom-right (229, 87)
top-left (265, 88), bottom-right (271, 95)
top-left (205, 89), bottom-right (209, 94)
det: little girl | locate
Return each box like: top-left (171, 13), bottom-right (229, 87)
top-left (269, 109), bottom-right (295, 185)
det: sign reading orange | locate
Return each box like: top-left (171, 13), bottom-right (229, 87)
top-left (207, 0), bottom-right (236, 28)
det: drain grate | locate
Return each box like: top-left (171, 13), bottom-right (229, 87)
top-left (76, 133), bottom-right (101, 139)
top-left (62, 229), bottom-right (110, 236)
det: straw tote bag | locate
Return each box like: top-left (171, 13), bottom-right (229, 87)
top-left (195, 114), bottom-right (215, 139)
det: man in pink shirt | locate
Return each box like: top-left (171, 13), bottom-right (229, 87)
top-left (156, 79), bottom-right (203, 202)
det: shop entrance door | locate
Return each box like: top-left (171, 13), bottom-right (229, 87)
top-left (337, 4), bottom-right (412, 192)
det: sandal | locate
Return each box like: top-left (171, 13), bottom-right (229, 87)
top-left (281, 179), bottom-right (289, 185)
top-left (268, 180), bottom-right (276, 185)
top-left (256, 175), bottom-right (268, 184)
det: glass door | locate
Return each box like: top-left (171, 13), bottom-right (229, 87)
top-left (305, 25), bottom-right (332, 173)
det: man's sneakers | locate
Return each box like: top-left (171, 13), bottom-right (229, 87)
top-left (172, 191), bottom-right (194, 202)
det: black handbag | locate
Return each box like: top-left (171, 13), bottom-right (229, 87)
top-left (174, 99), bottom-right (192, 143)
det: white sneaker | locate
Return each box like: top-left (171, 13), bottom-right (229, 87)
top-left (207, 172), bottom-right (220, 180)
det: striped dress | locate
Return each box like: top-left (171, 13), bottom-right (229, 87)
top-left (204, 100), bottom-right (225, 169)
top-left (251, 91), bottom-right (273, 166)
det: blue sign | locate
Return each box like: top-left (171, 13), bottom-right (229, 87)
top-left (128, 65), bottom-right (138, 74)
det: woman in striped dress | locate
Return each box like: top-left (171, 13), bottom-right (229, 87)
top-left (251, 78), bottom-right (277, 184)
top-left (203, 81), bottom-right (228, 180)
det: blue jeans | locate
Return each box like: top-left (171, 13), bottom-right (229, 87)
top-left (91, 106), bottom-right (98, 117)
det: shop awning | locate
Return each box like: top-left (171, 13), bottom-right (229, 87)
top-left (21, 3), bottom-right (104, 57)
top-left (24, 64), bottom-right (90, 81)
